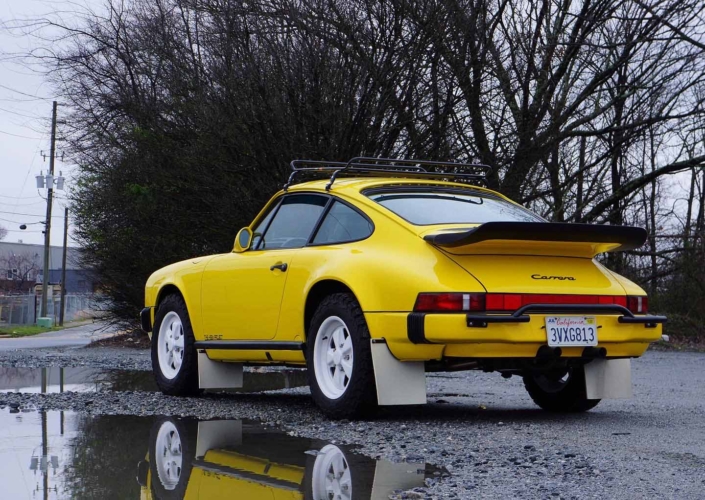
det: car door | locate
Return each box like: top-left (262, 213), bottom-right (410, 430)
top-left (201, 193), bottom-right (329, 340)
top-left (274, 200), bottom-right (375, 343)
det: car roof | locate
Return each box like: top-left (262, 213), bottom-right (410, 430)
top-left (284, 177), bottom-right (508, 200)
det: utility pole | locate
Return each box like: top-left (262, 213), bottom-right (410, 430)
top-left (40, 101), bottom-right (57, 320)
top-left (59, 207), bottom-right (68, 326)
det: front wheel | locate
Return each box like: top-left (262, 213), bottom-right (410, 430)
top-left (523, 365), bottom-right (601, 412)
top-left (148, 417), bottom-right (196, 499)
top-left (151, 294), bottom-right (199, 396)
top-left (307, 293), bottom-right (377, 419)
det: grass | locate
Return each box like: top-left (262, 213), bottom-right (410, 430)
top-left (0, 325), bottom-right (62, 337)
top-left (0, 319), bottom-right (93, 338)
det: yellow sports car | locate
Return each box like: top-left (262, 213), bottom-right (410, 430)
top-left (141, 157), bottom-right (666, 418)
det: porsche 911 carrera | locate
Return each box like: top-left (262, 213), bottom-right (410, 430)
top-left (141, 157), bottom-right (666, 418)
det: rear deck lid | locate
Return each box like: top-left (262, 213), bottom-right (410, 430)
top-left (421, 222), bottom-right (645, 294)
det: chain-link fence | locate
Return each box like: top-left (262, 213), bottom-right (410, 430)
top-left (0, 293), bottom-right (97, 326)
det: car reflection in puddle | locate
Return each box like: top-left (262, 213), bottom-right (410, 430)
top-left (0, 408), bottom-right (444, 499)
top-left (140, 417), bottom-right (444, 499)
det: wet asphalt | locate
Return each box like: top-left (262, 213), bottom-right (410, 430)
top-left (0, 322), bottom-right (116, 350)
top-left (0, 345), bottom-right (702, 499)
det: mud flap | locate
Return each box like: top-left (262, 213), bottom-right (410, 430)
top-left (370, 460), bottom-right (427, 497)
top-left (197, 351), bottom-right (244, 390)
top-left (196, 420), bottom-right (242, 458)
top-left (584, 359), bottom-right (632, 399)
top-left (370, 339), bottom-right (426, 405)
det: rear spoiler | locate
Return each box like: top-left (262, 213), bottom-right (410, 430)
top-left (423, 222), bottom-right (647, 252)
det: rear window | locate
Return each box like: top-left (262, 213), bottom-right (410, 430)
top-left (367, 190), bottom-right (543, 225)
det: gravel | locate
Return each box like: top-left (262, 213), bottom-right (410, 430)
top-left (0, 346), bottom-right (151, 371)
top-left (1, 347), bottom-right (704, 499)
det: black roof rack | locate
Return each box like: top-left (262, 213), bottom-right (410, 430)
top-left (283, 157), bottom-right (492, 191)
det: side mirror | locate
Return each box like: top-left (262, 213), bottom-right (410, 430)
top-left (233, 227), bottom-right (252, 253)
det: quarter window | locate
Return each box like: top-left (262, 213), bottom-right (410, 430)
top-left (312, 202), bottom-right (373, 245)
top-left (256, 194), bottom-right (328, 250)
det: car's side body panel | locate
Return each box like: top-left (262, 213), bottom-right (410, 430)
top-left (200, 249), bottom-right (298, 340)
top-left (144, 256), bottom-right (215, 338)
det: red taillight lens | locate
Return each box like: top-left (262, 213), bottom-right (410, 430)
top-left (414, 293), bottom-right (640, 313)
top-left (485, 293), bottom-right (629, 311)
top-left (627, 296), bottom-right (648, 314)
top-left (414, 293), bottom-right (486, 312)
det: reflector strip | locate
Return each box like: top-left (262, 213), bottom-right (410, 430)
top-left (414, 293), bottom-right (648, 314)
top-left (486, 293), bottom-right (629, 312)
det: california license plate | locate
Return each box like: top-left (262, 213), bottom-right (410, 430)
top-left (545, 316), bottom-right (598, 347)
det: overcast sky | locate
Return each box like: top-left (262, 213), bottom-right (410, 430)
top-left (0, 0), bottom-right (100, 247)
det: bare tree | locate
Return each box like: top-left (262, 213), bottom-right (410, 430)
top-left (0, 251), bottom-right (41, 292)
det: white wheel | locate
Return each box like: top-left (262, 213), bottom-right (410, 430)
top-left (155, 421), bottom-right (183, 491)
top-left (312, 444), bottom-right (352, 500)
top-left (313, 316), bottom-right (354, 400)
top-left (157, 311), bottom-right (185, 380)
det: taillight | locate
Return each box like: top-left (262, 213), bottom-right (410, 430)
top-left (414, 293), bottom-right (640, 313)
top-left (414, 293), bottom-right (485, 312)
top-left (485, 293), bottom-right (627, 311)
top-left (627, 296), bottom-right (648, 314)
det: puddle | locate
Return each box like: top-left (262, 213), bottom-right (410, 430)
top-left (0, 366), bottom-right (309, 394)
top-left (0, 408), bottom-right (444, 499)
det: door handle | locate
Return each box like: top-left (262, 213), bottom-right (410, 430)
top-left (270, 262), bottom-right (288, 272)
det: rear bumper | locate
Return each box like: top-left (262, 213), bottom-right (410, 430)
top-left (364, 309), bottom-right (664, 361)
top-left (461, 304), bottom-right (666, 328)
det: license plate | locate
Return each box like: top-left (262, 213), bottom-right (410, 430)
top-left (545, 316), bottom-right (598, 347)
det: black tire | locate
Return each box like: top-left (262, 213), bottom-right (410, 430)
top-left (306, 293), bottom-right (378, 419)
top-left (523, 366), bottom-right (601, 412)
top-left (148, 417), bottom-right (196, 500)
top-left (151, 294), bottom-right (199, 396)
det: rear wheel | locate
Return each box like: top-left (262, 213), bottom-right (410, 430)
top-left (523, 366), bottom-right (601, 412)
top-left (151, 294), bottom-right (199, 396)
top-left (303, 444), bottom-right (376, 500)
top-left (307, 293), bottom-right (377, 419)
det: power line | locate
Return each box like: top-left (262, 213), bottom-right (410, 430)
top-left (5, 145), bottom-right (43, 224)
top-left (0, 83), bottom-right (52, 101)
top-left (0, 200), bottom-right (47, 207)
top-left (0, 194), bottom-right (43, 199)
top-left (0, 105), bottom-right (41, 119)
top-left (0, 129), bottom-right (43, 139)
top-left (0, 209), bottom-right (66, 218)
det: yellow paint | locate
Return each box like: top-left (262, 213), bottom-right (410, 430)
top-left (144, 177), bottom-right (660, 363)
top-left (139, 449), bottom-right (304, 500)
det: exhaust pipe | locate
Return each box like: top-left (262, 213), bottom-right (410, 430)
top-left (536, 345), bottom-right (562, 360)
top-left (582, 346), bottom-right (607, 359)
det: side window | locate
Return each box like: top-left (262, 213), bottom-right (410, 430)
top-left (257, 194), bottom-right (328, 250)
top-left (312, 202), bottom-right (373, 245)
top-left (251, 199), bottom-right (280, 250)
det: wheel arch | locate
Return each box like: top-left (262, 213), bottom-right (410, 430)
top-left (304, 279), bottom-right (359, 339)
top-left (155, 283), bottom-right (185, 309)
